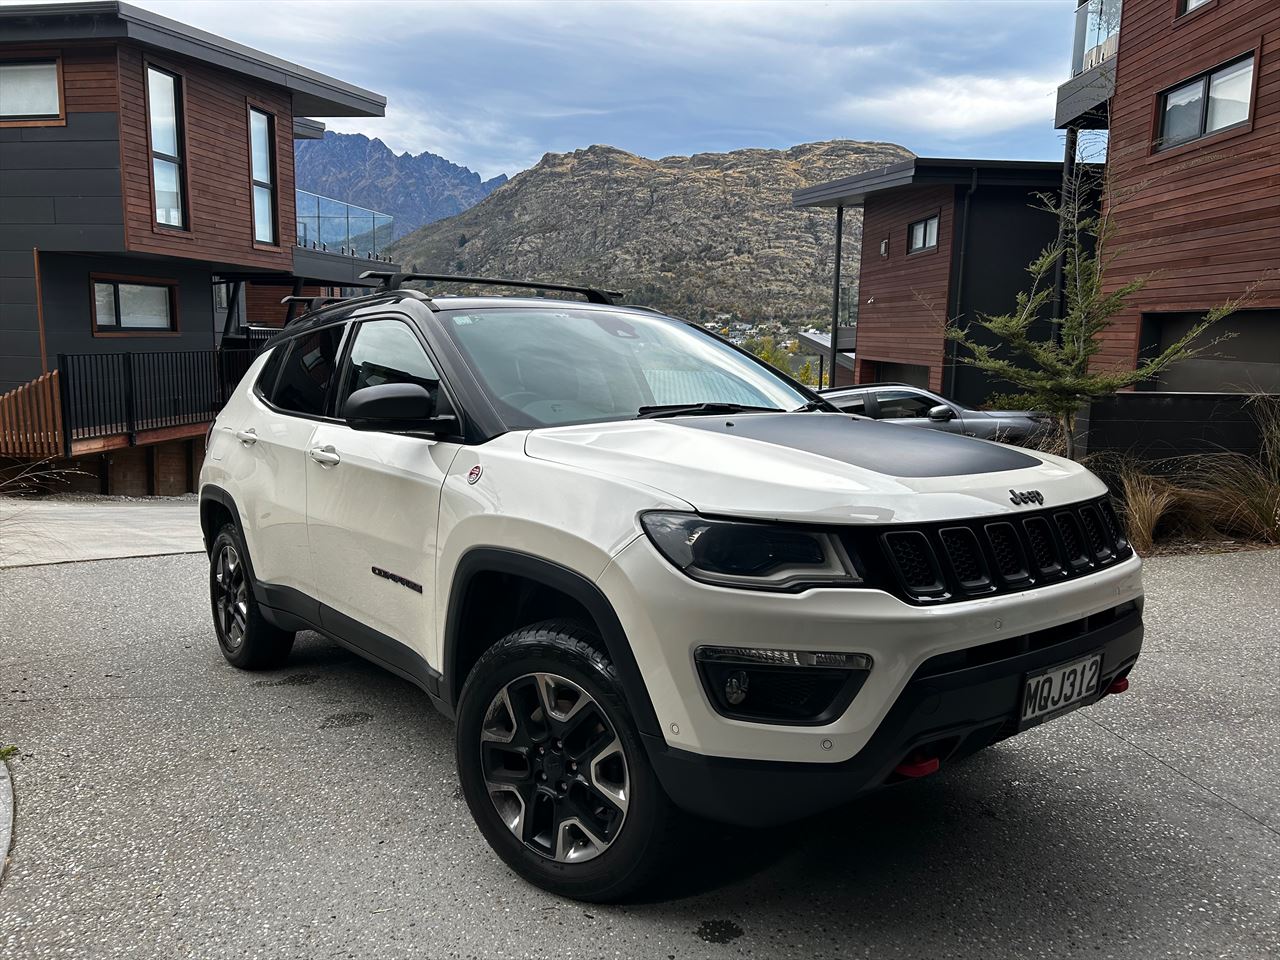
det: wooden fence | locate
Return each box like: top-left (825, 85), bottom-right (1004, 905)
top-left (0, 370), bottom-right (63, 459)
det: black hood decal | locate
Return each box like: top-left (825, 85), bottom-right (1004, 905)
top-left (668, 414), bottom-right (1041, 478)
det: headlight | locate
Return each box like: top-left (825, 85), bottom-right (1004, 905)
top-left (639, 511), bottom-right (863, 591)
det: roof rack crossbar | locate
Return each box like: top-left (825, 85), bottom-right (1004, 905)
top-left (358, 270), bottom-right (622, 305)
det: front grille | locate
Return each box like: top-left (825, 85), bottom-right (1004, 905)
top-left (844, 495), bottom-right (1133, 605)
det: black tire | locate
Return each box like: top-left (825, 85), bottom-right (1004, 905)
top-left (208, 522), bottom-right (295, 670)
top-left (456, 619), bottom-right (681, 902)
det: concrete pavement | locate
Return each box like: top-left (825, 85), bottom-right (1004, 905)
top-left (0, 496), bottom-right (203, 568)
top-left (0, 549), bottom-right (1277, 958)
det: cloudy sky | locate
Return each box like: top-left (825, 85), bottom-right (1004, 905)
top-left (130, 0), bottom-right (1077, 179)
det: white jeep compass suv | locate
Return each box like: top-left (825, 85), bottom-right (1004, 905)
top-left (200, 273), bottom-right (1144, 901)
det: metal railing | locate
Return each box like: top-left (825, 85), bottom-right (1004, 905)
top-left (1071, 0), bottom-right (1122, 76)
top-left (56, 349), bottom-right (255, 453)
top-left (295, 189), bottom-right (395, 259)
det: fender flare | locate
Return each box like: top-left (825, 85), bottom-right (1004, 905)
top-left (199, 484), bottom-right (245, 556)
top-left (442, 547), bottom-right (661, 738)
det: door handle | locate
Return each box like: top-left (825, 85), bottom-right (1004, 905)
top-left (308, 444), bottom-right (341, 466)
top-left (235, 428), bottom-right (258, 445)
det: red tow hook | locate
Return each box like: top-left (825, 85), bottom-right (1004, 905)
top-left (894, 753), bottom-right (941, 779)
top-left (1106, 676), bottom-right (1130, 695)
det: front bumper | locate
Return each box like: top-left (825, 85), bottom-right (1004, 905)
top-left (645, 603), bottom-right (1143, 826)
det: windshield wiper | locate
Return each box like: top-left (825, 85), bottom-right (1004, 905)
top-left (635, 402), bottom-right (784, 419)
top-left (790, 399), bottom-right (830, 412)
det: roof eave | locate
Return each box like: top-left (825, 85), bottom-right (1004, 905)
top-left (0, 1), bottom-right (387, 118)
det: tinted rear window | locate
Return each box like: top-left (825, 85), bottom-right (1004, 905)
top-left (267, 326), bottom-right (344, 417)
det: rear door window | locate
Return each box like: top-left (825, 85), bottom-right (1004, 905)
top-left (873, 389), bottom-right (935, 419)
top-left (267, 326), bottom-right (345, 417)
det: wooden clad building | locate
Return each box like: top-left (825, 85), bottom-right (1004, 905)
top-left (793, 159), bottom-right (1064, 406)
top-left (1058, 0), bottom-right (1280, 392)
top-left (0, 1), bottom-right (398, 493)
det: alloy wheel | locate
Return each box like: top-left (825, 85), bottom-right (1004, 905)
top-left (480, 672), bottom-right (630, 863)
top-left (213, 543), bottom-right (248, 651)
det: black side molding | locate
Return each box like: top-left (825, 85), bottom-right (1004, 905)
top-left (443, 548), bottom-right (661, 738)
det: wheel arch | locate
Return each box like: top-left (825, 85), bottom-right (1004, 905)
top-left (199, 484), bottom-right (244, 556)
top-left (443, 547), bottom-right (661, 738)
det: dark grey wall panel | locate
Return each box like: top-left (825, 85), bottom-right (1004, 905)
top-left (17, 112), bottom-right (121, 141)
top-left (0, 251), bottom-right (35, 277)
top-left (39, 252), bottom-right (217, 361)
top-left (0, 169), bottom-right (122, 198)
top-left (0, 139), bottom-right (122, 171)
top-left (0, 301), bottom-right (37, 330)
top-left (53, 196), bottom-right (126, 224)
top-left (0, 196), bottom-right (56, 224)
top-left (8, 224), bottom-right (126, 251)
top-left (0, 277), bottom-right (37, 304)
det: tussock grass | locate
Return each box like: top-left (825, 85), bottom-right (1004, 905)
top-left (1104, 396), bottom-right (1280, 550)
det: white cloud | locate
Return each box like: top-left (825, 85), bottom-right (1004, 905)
top-left (849, 74), bottom-right (1062, 137)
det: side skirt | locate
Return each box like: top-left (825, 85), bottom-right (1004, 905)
top-left (254, 581), bottom-right (451, 716)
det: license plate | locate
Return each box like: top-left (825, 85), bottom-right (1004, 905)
top-left (1020, 652), bottom-right (1103, 726)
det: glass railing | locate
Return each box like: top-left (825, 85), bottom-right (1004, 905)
top-left (295, 190), bottom-right (394, 259)
top-left (1071, 0), bottom-right (1122, 77)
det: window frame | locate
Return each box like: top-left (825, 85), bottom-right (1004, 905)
top-left (88, 274), bottom-right (181, 337)
top-left (906, 214), bottom-right (940, 255)
top-left (1153, 50), bottom-right (1258, 155)
top-left (144, 61), bottom-right (189, 231)
top-left (1174, 0), bottom-right (1216, 20)
top-left (247, 102), bottom-right (279, 248)
top-left (335, 316), bottom-right (441, 414)
top-left (0, 54), bottom-right (65, 128)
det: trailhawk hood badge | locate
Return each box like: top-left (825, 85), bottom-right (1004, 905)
top-left (1010, 489), bottom-right (1045, 505)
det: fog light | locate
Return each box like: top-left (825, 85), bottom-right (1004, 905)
top-left (724, 670), bottom-right (749, 705)
top-left (694, 646), bottom-right (873, 726)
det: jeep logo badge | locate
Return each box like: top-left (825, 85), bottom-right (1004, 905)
top-left (1009, 489), bottom-right (1044, 506)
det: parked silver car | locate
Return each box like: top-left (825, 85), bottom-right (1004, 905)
top-left (822, 383), bottom-right (1050, 444)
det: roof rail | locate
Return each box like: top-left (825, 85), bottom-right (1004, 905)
top-left (819, 381), bottom-right (910, 393)
top-left (358, 270), bottom-right (622, 305)
top-left (280, 295), bottom-right (346, 310)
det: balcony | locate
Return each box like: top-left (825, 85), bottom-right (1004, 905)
top-left (1071, 0), bottom-right (1121, 77)
top-left (0, 349), bottom-right (256, 459)
top-left (1056, 0), bottom-right (1121, 129)
top-left (294, 190), bottom-right (395, 260)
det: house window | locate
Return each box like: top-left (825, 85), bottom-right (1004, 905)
top-left (147, 66), bottom-right (186, 227)
top-left (92, 278), bottom-right (177, 332)
top-left (1179, 0), bottom-right (1212, 13)
top-left (249, 108), bottom-right (277, 244)
top-left (1158, 55), bottom-right (1254, 149)
top-left (908, 215), bottom-right (939, 253)
top-left (0, 59), bottom-right (60, 120)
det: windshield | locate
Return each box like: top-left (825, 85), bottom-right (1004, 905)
top-left (438, 306), bottom-right (813, 428)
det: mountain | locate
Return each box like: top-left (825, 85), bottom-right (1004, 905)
top-left (387, 140), bottom-right (913, 328)
top-left (294, 132), bottom-right (507, 239)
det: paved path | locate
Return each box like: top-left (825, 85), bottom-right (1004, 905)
top-left (0, 550), bottom-right (1277, 959)
top-left (0, 497), bottom-right (202, 568)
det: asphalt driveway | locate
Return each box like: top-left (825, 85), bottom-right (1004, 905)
top-left (0, 549), bottom-right (1277, 959)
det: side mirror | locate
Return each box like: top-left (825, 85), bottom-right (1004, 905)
top-left (342, 382), bottom-right (453, 433)
top-left (928, 403), bottom-right (955, 422)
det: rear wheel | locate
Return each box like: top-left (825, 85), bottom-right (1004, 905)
top-left (209, 523), bottom-right (294, 669)
top-left (456, 620), bottom-right (680, 901)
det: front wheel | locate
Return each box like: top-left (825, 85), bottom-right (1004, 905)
top-left (456, 620), bottom-right (681, 902)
